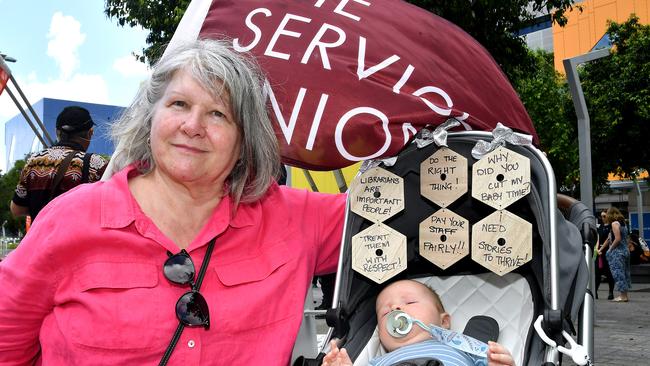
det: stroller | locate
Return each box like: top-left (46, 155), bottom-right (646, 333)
top-left (295, 128), bottom-right (597, 366)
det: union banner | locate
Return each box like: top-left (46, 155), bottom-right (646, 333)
top-left (171, 0), bottom-right (536, 170)
top-left (0, 67), bottom-right (9, 97)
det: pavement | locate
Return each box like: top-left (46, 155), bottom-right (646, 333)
top-left (310, 276), bottom-right (650, 366)
top-left (588, 282), bottom-right (650, 366)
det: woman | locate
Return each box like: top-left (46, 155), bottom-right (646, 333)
top-left (598, 207), bottom-right (631, 302)
top-left (0, 39), bottom-right (346, 365)
top-left (595, 210), bottom-right (614, 300)
top-left (628, 230), bottom-right (643, 265)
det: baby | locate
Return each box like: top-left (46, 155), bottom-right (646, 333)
top-left (322, 279), bottom-right (515, 366)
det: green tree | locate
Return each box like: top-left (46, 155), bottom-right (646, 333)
top-left (405, 0), bottom-right (579, 82)
top-left (0, 160), bottom-right (26, 236)
top-left (104, 0), bottom-right (190, 64)
top-left (581, 15), bottom-right (650, 185)
top-left (513, 49), bottom-right (579, 193)
top-left (514, 16), bottom-right (650, 194)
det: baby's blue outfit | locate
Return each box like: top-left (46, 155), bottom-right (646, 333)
top-left (370, 325), bottom-right (488, 366)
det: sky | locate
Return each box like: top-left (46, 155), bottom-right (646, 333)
top-left (0, 0), bottom-right (151, 171)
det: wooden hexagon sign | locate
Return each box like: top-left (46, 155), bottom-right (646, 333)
top-left (420, 147), bottom-right (468, 207)
top-left (350, 167), bottom-right (404, 223)
top-left (352, 223), bottom-right (407, 284)
top-left (471, 146), bottom-right (531, 210)
top-left (419, 208), bottom-right (469, 269)
top-left (471, 210), bottom-right (532, 276)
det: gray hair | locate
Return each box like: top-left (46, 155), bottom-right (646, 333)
top-left (110, 39), bottom-right (280, 205)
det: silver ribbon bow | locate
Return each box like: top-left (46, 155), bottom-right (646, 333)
top-left (358, 157), bottom-right (398, 174)
top-left (414, 118), bottom-right (462, 148)
top-left (471, 122), bottom-right (533, 160)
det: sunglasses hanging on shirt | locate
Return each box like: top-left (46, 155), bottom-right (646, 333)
top-left (159, 237), bottom-right (216, 366)
top-left (163, 249), bottom-right (210, 328)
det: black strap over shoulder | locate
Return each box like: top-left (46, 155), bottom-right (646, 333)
top-left (48, 151), bottom-right (77, 200)
top-left (158, 238), bottom-right (217, 366)
top-left (81, 152), bottom-right (93, 183)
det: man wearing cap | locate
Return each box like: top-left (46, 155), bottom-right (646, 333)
top-left (10, 106), bottom-right (109, 220)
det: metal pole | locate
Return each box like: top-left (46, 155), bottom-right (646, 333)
top-left (4, 85), bottom-right (49, 147)
top-left (301, 169), bottom-right (319, 192)
top-left (333, 169), bottom-right (348, 193)
top-left (8, 74), bottom-right (54, 145)
top-left (563, 49), bottom-right (610, 212)
top-left (284, 165), bottom-right (291, 187)
top-left (635, 178), bottom-right (644, 239)
top-left (579, 242), bottom-right (595, 361)
top-left (1, 57), bottom-right (53, 147)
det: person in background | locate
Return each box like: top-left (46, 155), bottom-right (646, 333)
top-left (10, 106), bottom-right (108, 220)
top-left (0, 39), bottom-right (346, 365)
top-left (595, 210), bottom-right (615, 300)
top-left (598, 207), bottom-right (631, 302)
top-left (628, 229), bottom-right (643, 265)
top-left (634, 230), bottom-right (650, 263)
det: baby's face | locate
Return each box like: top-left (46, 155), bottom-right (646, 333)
top-left (376, 280), bottom-right (450, 352)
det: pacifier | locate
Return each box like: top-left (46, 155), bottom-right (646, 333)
top-left (386, 310), bottom-right (431, 338)
top-left (386, 310), bottom-right (490, 359)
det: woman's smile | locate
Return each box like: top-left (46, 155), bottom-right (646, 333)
top-left (172, 143), bottom-right (206, 154)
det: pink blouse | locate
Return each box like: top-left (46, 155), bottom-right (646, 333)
top-left (0, 165), bottom-right (346, 365)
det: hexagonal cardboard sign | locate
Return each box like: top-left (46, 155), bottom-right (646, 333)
top-left (419, 208), bottom-right (469, 269)
top-left (471, 210), bottom-right (532, 276)
top-left (350, 167), bottom-right (404, 223)
top-left (420, 147), bottom-right (468, 207)
top-left (352, 223), bottom-right (407, 284)
top-left (471, 146), bottom-right (531, 210)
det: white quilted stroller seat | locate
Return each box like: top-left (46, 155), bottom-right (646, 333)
top-left (295, 130), bottom-right (596, 366)
top-left (354, 273), bottom-right (534, 366)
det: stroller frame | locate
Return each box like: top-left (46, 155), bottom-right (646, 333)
top-left (316, 130), bottom-right (595, 366)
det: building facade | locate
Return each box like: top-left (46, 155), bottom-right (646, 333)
top-left (523, 0), bottom-right (650, 238)
top-left (552, 0), bottom-right (649, 71)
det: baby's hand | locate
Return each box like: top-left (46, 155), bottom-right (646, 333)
top-left (321, 340), bottom-right (353, 366)
top-left (487, 341), bottom-right (515, 366)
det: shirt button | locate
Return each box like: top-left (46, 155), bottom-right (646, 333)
top-left (188, 340), bottom-right (195, 348)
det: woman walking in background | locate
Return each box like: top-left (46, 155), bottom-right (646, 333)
top-left (595, 210), bottom-right (615, 299)
top-left (598, 207), bottom-right (631, 302)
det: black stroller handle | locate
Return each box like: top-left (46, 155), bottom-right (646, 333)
top-left (557, 194), bottom-right (598, 249)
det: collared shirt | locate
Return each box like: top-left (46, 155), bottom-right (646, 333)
top-left (0, 164), bottom-right (346, 365)
top-left (370, 340), bottom-right (480, 366)
top-left (12, 143), bottom-right (108, 219)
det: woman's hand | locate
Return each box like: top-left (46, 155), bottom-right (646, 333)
top-left (322, 340), bottom-right (353, 366)
top-left (599, 238), bottom-right (611, 255)
top-left (487, 341), bottom-right (515, 366)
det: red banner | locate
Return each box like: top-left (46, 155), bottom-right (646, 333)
top-left (199, 0), bottom-right (536, 170)
top-left (0, 67), bottom-right (9, 97)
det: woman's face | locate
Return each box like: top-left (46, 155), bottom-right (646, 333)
top-left (149, 69), bottom-right (241, 190)
top-left (376, 280), bottom-right (450, 352)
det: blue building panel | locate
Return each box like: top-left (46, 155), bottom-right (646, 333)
top-left (630, 213), bottom-right (650, 242)
top-left (4, 98), bottom-right (123, 170)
